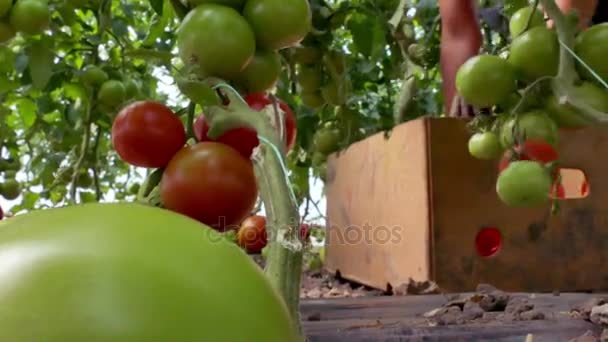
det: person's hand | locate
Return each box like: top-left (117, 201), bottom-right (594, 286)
top-left (448, 95), bottom-right (491, 118)
top-left (448, 95), bottom-right (478, 118)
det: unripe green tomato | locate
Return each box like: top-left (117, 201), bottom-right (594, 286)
top-left (467, 132), bottom-right (503, 160)
top-left (0, 21), bottom-right (15, 43)
top-left (0, 203), bottom-right (299, 341)
top-left (0, 0), bottom-right (12, 17)
top-left (9, 0), bottom-right (51, 35)
top-left (1, 179), bottom-right (20, 200)
top-left (97, 80), bottom-right (126, 107)
top-left (82, 65), bottom-right (109, 87)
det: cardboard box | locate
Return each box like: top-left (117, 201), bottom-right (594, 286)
top-left (324, 117), bottom-right (606, 293)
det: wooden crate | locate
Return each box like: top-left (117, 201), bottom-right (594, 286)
top-left (324, 117), bottom-right (608, 293)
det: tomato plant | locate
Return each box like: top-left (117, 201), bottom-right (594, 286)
top-left (468, 132), bottom-right (503, 160)
top-left (0, 203), bottom-right (298, 341)
top-left (193, 114), bottom-right (259, 159)
top-left (111, 101), bottom-right (187, 168)
top-left (455, 55), bottom-right (517, 108)
top-left (243, 0), bottom-right (311, 50)
top-left (496, 160), bottom-right (552, 207)
top-left (177, 4), bottom-right (255, 79)
top-left (160, 142), bottom-right (258, 231)
top-left (244, 93), bottom-right (297, 151)
top-left (238, 215), bottom-right (267, 253)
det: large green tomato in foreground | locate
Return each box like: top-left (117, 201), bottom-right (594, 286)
top-left (0, 203), bottom-right (298, 341)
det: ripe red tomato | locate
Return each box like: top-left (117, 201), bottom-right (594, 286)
top-left (551, 182), bottom-right (565, 199)
top-left (237, 215), bottom-right (267, 253)
top-left (581, 179), bottom-right (589, 196)
top-left (300, 223), bottom-right (311, 243)
top-left (112, 101), bottom-right (186, 168)
top-left (244, 93), bottom-right (297, 151)
top-left (193, 114), bottom-right (259, 159)
top-left (498, 140), bottom-right (558, 172)
top-left (160, 142), bottom-right (257, 231)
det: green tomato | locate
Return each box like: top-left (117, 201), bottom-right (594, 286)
top-left (177, 4), bottom-right (255, 79)
top-left (468, 132), bottom-right (503, 160)
top-left (500, 111), bottom-right (559, 148)
top-left (0, 203), bottom-right (298, 341)
top-left (188, 0), bottom-right (245, 10)
top-left (297, 64), bottom-right (322, 92)
top-left (574, 23), bottom-right (608, 83)
top-left (82, 65), bottom-right (109, 87)
top-left (97, 80), bottom-right (126, 107)
top-left (0, 21), bottom-right (14, 44)
top-left (504, 0), bottom-right (529, 17)
top-left (455, 55), bottom-right (517, 108)
top-left (545, 81), bottom-right (608, 128)
top-left (9, 0), bottom-right (50, 35)
top-left (292, 45), bottom-right (321, 64)
top-left (233, 49), bottom-right (282, 93)
top-left (123, 79), bottom-right (140, 99)
top-left (314, 128), bottom-right (341, 155)
top-left (243, 0), bottom-right (312, 50)
top-left (0, 179), bottom-right (20, 200)
top-left (496, 160), bottom-right (552, 207)
top-left (0, 0), bottom-right (12, 17)
top-left (508, 27), bottom-right (559, 81)
top-left (300, 91), bottom-right (325, 109)
top-left (509, 6), bottom-right (545, 38)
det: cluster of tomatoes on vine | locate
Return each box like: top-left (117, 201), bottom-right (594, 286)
top-left (457, 5), bottom-right (605, 208)
top-left (110, 90), bottom-right (306, 253)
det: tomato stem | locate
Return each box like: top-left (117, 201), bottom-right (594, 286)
top-left (205, 86), bottom-right (305, 337)
top-left (539, 0), bottom-right (577, 84)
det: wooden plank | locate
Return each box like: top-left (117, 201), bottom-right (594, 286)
top-left (303, 319), bottom-right (599, 342)
top-left (300, 293), bottom-right (605, 341)
top-left (300, 292), bottom-right (601, 321)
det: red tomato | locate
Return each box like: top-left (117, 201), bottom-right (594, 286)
top-left (159, 142), bottom-right (258, 231)
top-left (498, 140), bottom-right (559, 172)
top-left (193, 114), bottom-right (259, 159)
top-left (300, 223), bottom-right (311, 242)
top-left (112, 101), bottom-right (186, 168)
top-left (551, 182), bottom-right (566, 199)
top-left (581, 180), bottom-right (589, 196)
top-left (237, 215), bottom-right (267, 253)
top-left (244, 93), bottom-right (297, 151)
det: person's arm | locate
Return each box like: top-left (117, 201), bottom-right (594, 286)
top-left (550, 0), bottom-right (598, 28)
top-left (438, 0), bottom-right (482, 115)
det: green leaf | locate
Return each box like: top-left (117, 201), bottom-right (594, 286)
top-left (15, 98), bottom-right (38, 128)
top-left (347, 13), bottom-right (387, 60)
top-left (149, 0), bottom-right (163, 16)
top-left (27, 41), bottom-right (55, 90)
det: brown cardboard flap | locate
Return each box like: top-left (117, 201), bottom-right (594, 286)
top-left (325, 119), bottom-right (432, 291)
